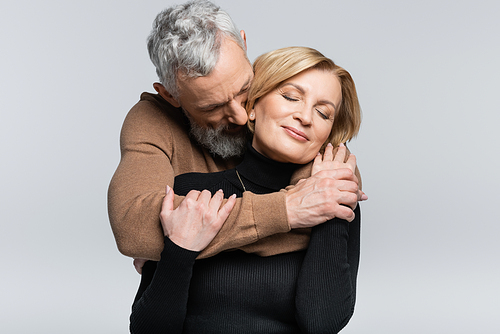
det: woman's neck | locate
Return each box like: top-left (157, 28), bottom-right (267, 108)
top-left (235, 143), bottom-right (302, 193)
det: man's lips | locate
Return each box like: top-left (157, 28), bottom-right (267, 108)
top-left (282, 126), bottom-right (309, 141)
top-left (223, 125), bottom-right (245, 134)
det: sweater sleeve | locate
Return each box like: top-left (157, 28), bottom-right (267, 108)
top-left (199, 191), bottom-right (291, 258)
top-left (108, 99), bottom-right (179, 260)
top-left (129, 237), bottom-right (199, 334)
top-left (295, 205), bottom-right (361, 334)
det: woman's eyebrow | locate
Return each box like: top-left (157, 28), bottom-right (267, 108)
top-left (280, 82), bottom-right (305, 94)
top-left (318, 99), bottom-right (337, 111)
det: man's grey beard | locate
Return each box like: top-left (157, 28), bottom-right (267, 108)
top-left (186, 114), bottom-right (247, 159)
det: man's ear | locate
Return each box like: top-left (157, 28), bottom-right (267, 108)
top-left (240, 30), bottom-right (247, 50)
top-left (153, 82), bottom-right (181, 108)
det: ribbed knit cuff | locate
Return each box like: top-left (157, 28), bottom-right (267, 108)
top-left (158, 237), bottom-right (200, 272)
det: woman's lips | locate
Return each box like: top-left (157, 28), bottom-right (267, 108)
top-left (282, 126), bottom-right (309, 141)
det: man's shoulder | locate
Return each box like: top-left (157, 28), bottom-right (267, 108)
top-left (128, 92), bottom-right (185, 123)
top-left (122, 92), bottom-right (189, 135)
top-left (119, 92), bottom-right (193, 151)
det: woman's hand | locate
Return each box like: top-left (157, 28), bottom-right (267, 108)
top-left (160, 186), bottom-right (236, 252)
top-left (312, 143), bottom-right (355, 175)
top-left (313, 143), bottom-right (367, 201)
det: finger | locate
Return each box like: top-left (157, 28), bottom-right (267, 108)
top-left (313, 152), bottom-right (322, 165)
top-left (334, 205), bottom-right (355, 222)
top-left (317, 168), bottom-right (356, 182)
top-left (296, 178), bottom-right (307, 185)
top-left (345, 154), bottom-right (357, 173)
top-left (161, 185), bottom-right (175, 213)
top-left (324, 143), bottom-right (334, 161)
top-left (333, 143), bottom-right (347, 163)
top-left (340, 192), bottom-right (359, 210)
top-left (312, 153), bottom-right (323, 176)
top-left (336, 180), bottom-right (360, 194)
top-left (185, 189), bottom-right (201, 200)
top-left (208, 189), bottom-right (225, 212)
top-left (358, 190), bottom-right (368, 201)
top-left (133, 258), bottom-right (146, 275)
top-left (198, 189), bottom-right (213, 205)
top-left (218, 194), bottom-right (236, 222)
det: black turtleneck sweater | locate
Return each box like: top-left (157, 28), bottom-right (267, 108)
top-left (130, 144), bottom-right (360, 334)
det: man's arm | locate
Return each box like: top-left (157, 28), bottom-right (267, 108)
top-left (108, 97), bottom-right (294, 260)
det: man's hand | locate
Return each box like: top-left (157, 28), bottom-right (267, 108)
top-left (160, 186), bottom-right (236, 252)
top-left (286, 143), bottom-right (367, 229)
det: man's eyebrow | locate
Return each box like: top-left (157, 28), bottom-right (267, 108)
top-left (281, 83), bottom-right (337, 111)
top-left (199, 76), bottom-right (252, 111)
top-left (235, 77), bottom-right (252, 96)
top-left (199, 101), bottom-right (227, 111)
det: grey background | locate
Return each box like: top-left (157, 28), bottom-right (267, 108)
top-left (1, 0), bottom-right (499, 333)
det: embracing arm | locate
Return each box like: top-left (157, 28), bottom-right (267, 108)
top-left (107, 101), bottom-right (176, 261)
top-left (108, 98), bottom-right (291, 260)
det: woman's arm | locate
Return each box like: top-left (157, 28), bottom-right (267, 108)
top-left (295, 144), bottom-right (362, 333)
top-left (130, 238), bottom-right (199, 334)
top-left (295, 208), bottom-right (360, 333)
top-left (129, 188), bottom-right (235, 333)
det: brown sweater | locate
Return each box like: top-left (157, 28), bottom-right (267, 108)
top-left (108, 93), bottom-right (317, 260)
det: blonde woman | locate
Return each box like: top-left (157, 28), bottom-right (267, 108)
top-left (131, 47), bottom-right (364, 334)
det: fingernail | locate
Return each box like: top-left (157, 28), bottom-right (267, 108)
top-left (230, 194), bottom-right (237, 199)
top-left (361, 194), bottom-right (368, 201)
top-left (166, 185), bottom-right (171, 194)
top-left (218, 189), bottom-right (224, 193)
top-left (327, 143), bottom-right (333, 147)
top-left (339, 143), bottom-right (345, 147)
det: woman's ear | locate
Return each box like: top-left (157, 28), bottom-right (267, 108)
top-left (153, 82), bottom-right (181, 108)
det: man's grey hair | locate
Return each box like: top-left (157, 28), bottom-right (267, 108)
top-left (147, 0), bottom-right (247, 99)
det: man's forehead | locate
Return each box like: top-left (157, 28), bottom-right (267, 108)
top-left (176, 37), bottom-right (253, 107)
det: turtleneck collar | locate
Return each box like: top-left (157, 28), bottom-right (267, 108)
top-left (235, 142), bottom-right (301, 192)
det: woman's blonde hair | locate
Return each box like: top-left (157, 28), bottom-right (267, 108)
top-left (246, 46), bottom-right (361, 149)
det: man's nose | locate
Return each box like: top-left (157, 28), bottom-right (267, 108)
top-left (226, 100), bottom-right (248, 126)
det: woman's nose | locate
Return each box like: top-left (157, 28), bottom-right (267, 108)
top-left (293, 106), bottom-right (313, 125)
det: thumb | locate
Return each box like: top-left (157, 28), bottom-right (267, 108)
top-left (296, 178), bottom-right (306, 185)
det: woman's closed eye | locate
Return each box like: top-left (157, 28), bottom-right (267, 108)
top-left (316, 108), bottom-right (329, 120)
top-left (282, 94), bottom-right (299, 102)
